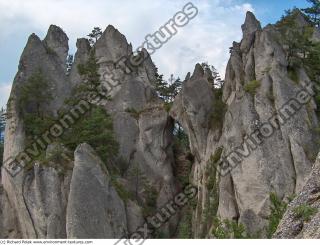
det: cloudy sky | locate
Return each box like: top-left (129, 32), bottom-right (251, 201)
top-left (0, 0), bottom-right (309, 108)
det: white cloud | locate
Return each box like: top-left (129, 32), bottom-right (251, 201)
top-left (0, 0), bottom-right (254, 106)
top-left (0, 82), bottom-right (11, 108)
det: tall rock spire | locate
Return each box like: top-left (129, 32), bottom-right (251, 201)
top-left (44, 25), bottom-right (69, 66)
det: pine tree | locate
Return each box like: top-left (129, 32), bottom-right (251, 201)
top-left (19, 70), bottom-right (53, 118)
top-left (277, 10), bottom-right (315, 68)
top-left (302, 0), bottom-right (320, 26)
top-left (154, 69), bottom-right (168, 100)
top-left (201, 62), bottom-right (223, 88)
top-left (278, 9), bottom-right (320, 112)
top-left (87, 27), bottom-right (102, 46)
top-left (154, 70), bottom-right (182, 103)
top-left (74, 49), bottom-right (110, 103)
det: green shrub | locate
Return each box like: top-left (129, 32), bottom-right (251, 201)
top-left (211, 147), bottom-right (223, 164)
top-left (177, 207), bottom-right (193, 238)
top-left (275, 10), bottom-right (320, 120)
top-left (202, 148), bottom-right (223, 233)
top-left (17, 70), bottom-right (56, 162)
top-left (125, 108), bottom-right (141, 119)
top-left (74, 49), bottom-right (110, 102)
top-left (206, 147), bottom-right (223, 191)
top-left (61, 106), bottom-right (119, 164)
top-left (288, 66), bottom-right (299, 84)
top-left (267, 192), bottom-right (288, 238)
top-left (293, 204), bottom-right (318, 222)
top-left (315, 94), bottom-right (320, 104)
top-left (244, 80), bottom-right (261, 95)
top-left (45, 46), bottom-right (56, 55)
top-left (164, 102), bottom-right (172, 112)
top-left (18, 70), bottom-right (54, 139)
top-left (142, 182), bottom-right (158, 217)
top-left (173, 123), bottom-right (190, 152)
top-left (212, 218), bottom-right (249, 239)
top-left (110, 177), bottom-right (133, 202)
top-left (262, 67), bottom-right (272, 75)
top-left (212, 217), bottom-right (228, 239)
top-left (24, 114), bottom-right (56, 140)
top-left (62, 50), bottom-right (118, 165)
top-left (210, 88), bottom-right (226, 129)
top-left (77, 50), bottom-right (100, 88)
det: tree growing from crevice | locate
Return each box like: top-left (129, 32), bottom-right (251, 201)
top-left (277, 9), bottom-right (315, 68)
top-left (154, 68), bottom-right (189, 152)
top-left (200, 63), bottom-right (226, 130)
top-left (87, 27), bottom-right (102, 46)
top-left (126, 165), bottom-right (158, 217)
top-left (18, 70), bottom-right (55, 140)
top-left (154, 70), bottom-right (182, 104)
top-left (19, 70), bottom-right (53, 119)
top-left (68, 49), bottom-right (109, 105)
top-left (302, 0), bottom-right (320, 27)
top-left (201, 62), bottom-right (223, 88)
top-left (61, 49), bottom-right (118, 166)
top-left (61, 106), bottom-right (119, 164)
top-left (277, 9), bottom-right (320, 114)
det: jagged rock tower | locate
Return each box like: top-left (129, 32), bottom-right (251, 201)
top-left (0, 24), bottom-right (178, 238)
top-left (171, 11), bottom-right (320, 237)
top-left (1, 11), bottom-right (320, 239)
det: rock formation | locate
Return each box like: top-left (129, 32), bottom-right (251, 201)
top-left (67, 143), bottom-right (127, 238)
top-left (171, 11), bottom-right (320, 237)
top-left (0, 23), bottom-right (178, 239)
top-left (274, 153), bottom-right (320, 238)
top-left (1, 10), bottom-right (320, 239)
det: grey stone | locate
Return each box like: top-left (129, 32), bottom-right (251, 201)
top-left (274, 154), bottom-right (320, 238)
top-left (66, 143), bottom-right (127, 238)
top-left (126, 200), bottom-right (144, 234)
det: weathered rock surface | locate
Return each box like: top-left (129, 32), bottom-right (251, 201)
top-left (171, 11), bottom-right (319, 237)
top-left (1, 11), bottom-right (319, 239)
top-left (125, 200), bottom-right (144, 234)
top-left (1, 24), bottom-right (74, 238)
top-left (170, 64), bottom-right (221, 237)
top-left (218, 11), bottom-right (319, 235)
top-left (0, 182), bottom-right (22, 238)
top-left (93, 25), bottom-right (179, 236)
top-left (23, 165), bottom-right (72, 238)
top-left (1, 24), bottom-right (178, 238)
top-left (66, 143), bottom-right (127, 238)
top-left (44, 25), bottom-right (69, 68)
top-left (274, 154), bottom-right (320, 238)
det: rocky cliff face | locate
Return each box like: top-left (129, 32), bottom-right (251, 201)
top-left (274, 153), bottom-right (320, 238)
top-left (1, 25), bottom-right (72, 238)
top-left (219, 12), bottom-right (319, 235)
top-left (67, 143), bottom-right (127, 238)
top-left (1, 11), bottom-right (320, 239)
top-left (0, 24), bottom-right (177, 238)
top-left (171, 11), bottom-right (320, 237)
